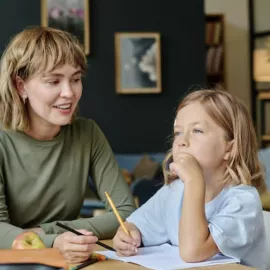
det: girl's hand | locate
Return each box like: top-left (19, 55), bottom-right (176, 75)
top-left (170, 153), bottom-right (203, 183)
top-left (53, 229), bottom-right (98, 263)
top-left (113, 222), bottom-right (141, 256)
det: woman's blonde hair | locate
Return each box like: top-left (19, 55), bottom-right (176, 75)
top-left (0, 26), bottom-right (87, 131)
top-left (163, 89), bottom-right (266, 194)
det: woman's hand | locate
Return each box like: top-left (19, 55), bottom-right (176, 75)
top-left (53, 229), bottom-right (98, 263)
top-left (113, 222), bottom-right (141, 256)
top-left (170, 153), bottom-right (203, 184)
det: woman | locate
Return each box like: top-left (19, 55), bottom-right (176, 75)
top-left (0, 26), bottom-right (135, 263)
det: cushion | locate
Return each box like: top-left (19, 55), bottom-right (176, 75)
top-left (121, 169), bottom-right (133, 185)
top-left (133, 155), bottom-right (160, 180)
top-left (261, 192), bottom-right (270, 211)
top-left (259, 147), bottom-right (270, 190)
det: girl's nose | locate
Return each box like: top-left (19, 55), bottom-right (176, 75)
top-left (177, 135), bottom-right (189, 147)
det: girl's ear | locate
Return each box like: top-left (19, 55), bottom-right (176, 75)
top-left (15, 76), bottom-right (27, 99)
top-left (224, 140), bottom-right (234, 161)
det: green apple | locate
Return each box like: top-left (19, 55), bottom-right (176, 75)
top-left (12, 231), bottom-right (46, 249)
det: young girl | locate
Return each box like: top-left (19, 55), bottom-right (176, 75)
top-left (113, 89), bottom-right (267, 269)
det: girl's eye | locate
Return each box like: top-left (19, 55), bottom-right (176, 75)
top-left (174, 131), bottom-right (182, 137)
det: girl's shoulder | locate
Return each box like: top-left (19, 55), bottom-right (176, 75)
top-left (213, 185), bottom-right (262, 213)
top-left (162, 179), bottom-right (185, 198)
top-left (164, 179), bottom-right (184, 190)
top-left (224, 185), bottom-right (260, 202)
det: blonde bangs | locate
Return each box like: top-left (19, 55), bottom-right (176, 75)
top-left (17, 27), bottom-right (87, 79)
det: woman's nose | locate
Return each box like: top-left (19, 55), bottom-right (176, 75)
top-left (60, 83), bottom-right (74, 98)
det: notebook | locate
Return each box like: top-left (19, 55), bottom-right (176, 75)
top-left (96, 243), bottom-right (240, 270)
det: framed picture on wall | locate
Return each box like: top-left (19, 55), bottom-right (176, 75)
top-left (41, 0), bottom-right (90, 55)
top-left (115, 32), bottom-right (162, 94)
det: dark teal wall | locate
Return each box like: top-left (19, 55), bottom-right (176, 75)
top-left (0, 0), bottom-right (206, 153)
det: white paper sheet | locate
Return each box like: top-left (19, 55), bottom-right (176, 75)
top-left (97, 243), bottom-right (240, 270)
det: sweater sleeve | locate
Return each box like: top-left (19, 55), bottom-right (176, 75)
top-left (0, 167), bottom-right (58, 248)
top-left (40, 120), bottom-right (136, 239)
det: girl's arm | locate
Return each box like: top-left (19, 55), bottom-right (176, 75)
top-left (169, 154), bottom-right (219, 262)
top-left (179, 181), bottom-right (219, 262)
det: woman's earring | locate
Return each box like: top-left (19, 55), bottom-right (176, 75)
top-left (22, 96), bottom-right (27, 104)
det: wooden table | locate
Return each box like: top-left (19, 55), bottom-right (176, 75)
top-left (72, 240), bottom-right (255, 270)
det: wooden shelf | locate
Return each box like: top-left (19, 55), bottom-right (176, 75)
top-left (207, 72), bottom-right (223, 77)
top-left (253, 30), bottom-right (270, 38)
top-left (257, 91), bottom-right (270, 100)
top-left (262, 135), bottom-right (270, 142)
top-left (250, 1), bottom-right (270, 148)
top-left (205, 14), bottom-right (226, 88)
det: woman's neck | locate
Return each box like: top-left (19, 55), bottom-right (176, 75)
top-left (24, 121), bottom-right (61, 141)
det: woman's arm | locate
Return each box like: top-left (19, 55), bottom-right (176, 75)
top-left (40, 120), bottom-right (136, 239)
top-left (0, 177), bottom-right (58, 248)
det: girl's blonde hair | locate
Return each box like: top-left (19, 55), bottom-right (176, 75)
top-left (163, 89), bottom-right (266, 194)
top-left (0, 26), bottom-right (87, 131)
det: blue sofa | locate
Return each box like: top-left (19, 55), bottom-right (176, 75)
top-left (80, 153), bottom-right (166, 216)
top-left (259, 148), bottom-right (270, 190)
top-left (115, 153), bottom-right (165, 172)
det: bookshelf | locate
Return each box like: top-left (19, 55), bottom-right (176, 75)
top-left (249, 0), bottom-right (270, 148)
top-left (205, 14), bottom-right (226, 89)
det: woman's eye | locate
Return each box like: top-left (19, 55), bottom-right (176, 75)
top-left (48, 80), bottom-right (59, 85)
top-left (71, 77), bottom-right (81, 83)
top-left (193, 129), bottom-right (203, 133)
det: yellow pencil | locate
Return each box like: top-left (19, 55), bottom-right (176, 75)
top-left (105, 191), bottom-right (130, 236)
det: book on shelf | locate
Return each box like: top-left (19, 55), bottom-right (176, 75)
top-left (213, 22), bottom-right (222, 45)
top-left (205, 21), bottom-right (222, 45)
top-left (205, 14), bottom-right (225, 87)
top-left (206, 45), bottom-right (223, 74)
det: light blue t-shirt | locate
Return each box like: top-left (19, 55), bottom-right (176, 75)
top-left (127, 180), bottom-right (267, 269)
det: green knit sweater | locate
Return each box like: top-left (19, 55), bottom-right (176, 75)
top-left (0, 118), bottom-right (135, 248)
